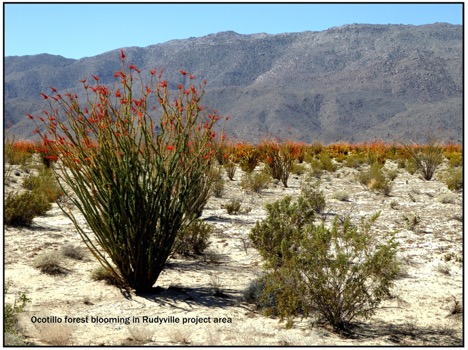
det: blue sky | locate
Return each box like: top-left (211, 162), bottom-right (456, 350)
top-left (4, 3), bottom-right (463, 59)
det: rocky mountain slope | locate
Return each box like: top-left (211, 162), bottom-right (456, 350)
top-left (5, 23), bottom-right (462, 144)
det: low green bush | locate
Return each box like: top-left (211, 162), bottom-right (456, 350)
top-left (173, 219), bottom-right (213, 256)
top-left (223, 161), bottom-right (237, 180)
top-left (5, 191), bottom-right (52, 226)
top-left (4, 281), bottom-right (30, 345)
top-left (441, 167), bottom-right (463, 191)
top-left (240, 171), bottom-right (271, 193)
top-left (250, 193), bottom-right (399, 331)
top-left (22, 168), bottom-right (63, 202)
top-left (343, 153), bottom-right (366, 169)
top-left (357, 163), bottom-right (392, 195)
top-left (223, 199), bottom-right (242, 215)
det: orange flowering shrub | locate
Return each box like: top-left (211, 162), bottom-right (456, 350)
top-left (260, 139), bottom-right (299, 187)
top-left (34, 50), bottom-right (224, 292)
top-left (4, 138), bottom-right (37, 165)
top-left (235, 142), bottom-right (260, 173)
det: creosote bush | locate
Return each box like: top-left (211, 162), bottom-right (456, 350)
top-left (240, 171), bottom-right (271, 193)
top-left (243, 274), bottom-right (280, 315)
top-left (5, 190), bottom-right (52, 226)
top-left (33, 50), bottom-right (225, 292)
top-left (22, 167), bottom-right (63, 202)
top-left (173, 219), bottom-right (213, 256)
top-left (223, 199), bottom-right (242, 215)
top-left (250, 193), bottom-right (399, 331)
top-left (357, 163), bottom-right (392, 195)
top-left (441, 167), bottom-right (463, 191)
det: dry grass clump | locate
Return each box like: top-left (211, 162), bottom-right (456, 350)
top-left (61, 244), bottom-right (85, 260)
top-left (33, 322), bottom-right (74, 345)
top-left (33, 251), bottom-right (67, 275)
top-left (447, 296), bottom-right (462, 316)
top-left (436, 193), bottom-right (457, 204)
top-left (208, 271), bottom-right (224, 295)
top-left (90, 266), bottom-right (120, 285)
top-left (332, 190), bottom-right (350, 201)
top-left (168, 328), bottom-right (192, 345)
top-left (403, 212), bottom-right (421, 231)
top-left (126, 326), bottom-right (154, 344)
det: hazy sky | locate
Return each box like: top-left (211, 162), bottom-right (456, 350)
top-left (4, 3), bottom-right (463, 59)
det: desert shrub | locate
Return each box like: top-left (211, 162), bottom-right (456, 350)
top-left (223, 160), bottom-right (237, 180)
top-left (237, 144), bottom-right (260, 173)
top-left (319, 153), bottom-right (338, 172)
top-left (357, 163), bottom-right (392, 195)
top-left (249, 194), bottom-right (318, 268)
top-left (251, 203), bottom-right (399, 331)
top-left (332, 190), bottom-right (349, 201)
top-left (404, 141), bottom-right (444, 180)
top-left (260, 139), bottom-right (299, 187)
top-left (291, 162), bottom-right (307, 176)
top-left (5, 190), bottom-right (52, 226)
top-left (403, 212), bottom-right (421, 231)
top-left (445, 151), bottom-right (462, 168)
top-left (4, 281), bottom-right (31, 345)
top-left (437, 193), bottom-right (457, 204)
top-left (22, 168), bottom-right (63, 202)
top-left (33, 52), bottom-right (224, 292)
top-left (366, 149), bottom-right (386, 166)
top-left (397, 158), bottom-right (406, 169)
top-left (240, 171), bottom-right (270, 193)
top-left (61, 244), bottom-right (85, 260)
top-left (209, 166), bottom-right (225, 198)
top-left (223, 199), bottom-right (242, 215)
top-left (243, 274), bottom-right (280, 315)
top-left (309, 153), bottom-right (337, 174)
top-left (343, 153), bottom-right (366, 168)
top-left (91, 266), bottom-right (120, 285)
top-left (404, 158), bottom-right (419, 175)
top-left (33, 251), bottom-right (67, 275)
top-left (4, 137), bottom-right (35, 166)
top-left (441, 167), bottom-right (463, 191)
top-left (173, 219), bottom-right (213, 256)
top-left (385, 168), bottom-right (399, 181)
top-left (307, 142), bottom-right (324, 157)
top-left (300, 180), bottom-right (326, 214)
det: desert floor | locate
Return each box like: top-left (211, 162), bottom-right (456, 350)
top-left (4, 159), bottom-right (463, 346)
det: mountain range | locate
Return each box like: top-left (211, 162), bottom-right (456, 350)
top-left (5, 22), bottom-right (463, 144)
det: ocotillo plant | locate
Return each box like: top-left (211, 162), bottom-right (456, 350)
top-left (260, 139), bottom-right (298, 187)
top-left (34, 50), bottom-right (224, 292)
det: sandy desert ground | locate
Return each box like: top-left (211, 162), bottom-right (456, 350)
top-left (4, 158), bottom-right (463, 346)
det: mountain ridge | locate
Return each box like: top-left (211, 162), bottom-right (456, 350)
top-left (5, 23), bottom-right (462, 143)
